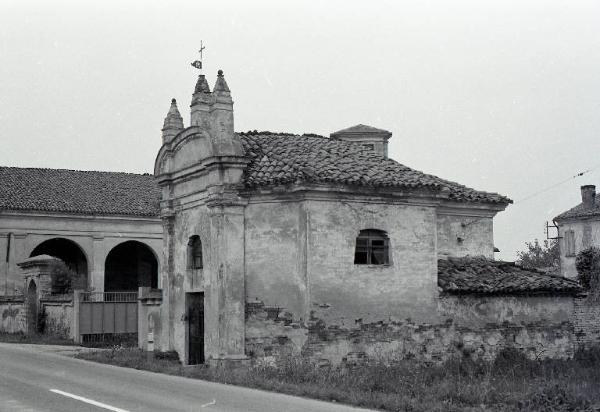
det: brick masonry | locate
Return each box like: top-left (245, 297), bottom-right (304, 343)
top-left (573, 296), bottom-right (600, 350)
top-left (245, 293), bottom-right (586, 365)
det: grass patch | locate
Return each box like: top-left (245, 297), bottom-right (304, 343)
top-left (0, 331), bottom-right (75, 346)
top-left (75, 347), bottom-right (600, 411)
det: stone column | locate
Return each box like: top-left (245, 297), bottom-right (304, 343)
top-left (205, 187), bottom-right (248, 364)
top-left (161, 213), bottom-right (175, 351)
top-left (90, 236), bottom-right (105, 293)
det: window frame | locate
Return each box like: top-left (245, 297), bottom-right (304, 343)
top-left (354, 229), bottom-right (390, 266)
top-left (187, 236), bottom-right (203, 270)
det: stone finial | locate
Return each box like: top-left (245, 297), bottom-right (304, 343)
top-left (194, 74), bottom-right (211, 94)
top-left (162, 98), bottom-right (184, 143)
top-left (213, 70), bottom-right (231, 94)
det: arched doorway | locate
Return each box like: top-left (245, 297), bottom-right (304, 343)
top-left (26, 280), bottom-right (37, 335)
top-left (104, 241), bottom-right (158, 292)
top-left (30, 238), bottom-right (88, 287)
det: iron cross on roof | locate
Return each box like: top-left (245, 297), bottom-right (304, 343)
top-left (190, 41), bottom-right (205, 71)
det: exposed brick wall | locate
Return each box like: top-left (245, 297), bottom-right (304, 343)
top-left (573, 296), bottom-right (600, 350)
top-left (245, 294), bottom-right (579, 365)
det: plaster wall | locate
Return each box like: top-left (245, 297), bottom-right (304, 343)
top-left (162, 204), bottom-right (212, 362)
top-left (41, 297), bottom-right (73, 339)
top-left (244, 198), bottom-right (442, 364)
top-left (437, 214), bottom-right (494, 259)
top-left (439, 295), bottom-right (573, 327)
top-left (245, 201), bottom-right (306, 319)
top-left (306, 199), bottom-right (439, 327)
top-left (558, 219), bottom-right (600, 278)
top-left (0, 298), bottom-right (25, 333)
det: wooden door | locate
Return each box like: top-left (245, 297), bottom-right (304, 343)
top-left (187, 293), bottom-right (204, 365)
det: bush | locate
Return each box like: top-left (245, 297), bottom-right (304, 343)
top-left (516, 239), bottom-right (559, 271)
top-left (575, 246), bottom-right (600, 289)
top-left (48, 259), bottom-right (86, 294)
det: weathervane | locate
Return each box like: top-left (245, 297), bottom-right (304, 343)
top-left (190, 41), bottom-right (205, 72)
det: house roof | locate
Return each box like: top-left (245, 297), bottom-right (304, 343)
top-left (554, 199), bottom-right (600, 221)
top-left (0, 167), bottom-right (160, 217)
top-left (438, 257), bottom-right (582, 295)
top-left (239, 132), bottom-right (511, 204)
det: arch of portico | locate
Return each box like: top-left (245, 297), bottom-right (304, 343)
top-left (2, 228), bottom-right (163, 295)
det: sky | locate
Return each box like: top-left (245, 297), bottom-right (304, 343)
top-left (1, 0), bottom-right (599, 260)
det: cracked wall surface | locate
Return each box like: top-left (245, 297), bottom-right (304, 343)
top-left (245, 294), bottom-right (579, 365)
top-left (0, 298), bottom-right (25, 333)
top-left (437, 215), bottom-right (494, 259)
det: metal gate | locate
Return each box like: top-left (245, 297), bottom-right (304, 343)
top-left (76, 291), bottom-right (138, 344)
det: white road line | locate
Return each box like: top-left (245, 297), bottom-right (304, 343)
top-left (49, 389), bottom-right (130, 412)
top-left (201, 399), bottom-right (216, 407)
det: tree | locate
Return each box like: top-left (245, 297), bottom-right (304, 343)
top-left (575, 246), bottom-right (600, 290)
top-left (516, 239), bottom-right (560, 271)
top-left (48, 259), bottom-right (86, 294)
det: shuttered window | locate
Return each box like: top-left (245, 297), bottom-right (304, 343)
top-left (565, 230), bottom-right (576, 257)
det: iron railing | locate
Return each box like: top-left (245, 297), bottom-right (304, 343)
top-left (80, 292), bottom-right (138, 303)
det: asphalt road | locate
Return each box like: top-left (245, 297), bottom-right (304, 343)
top-left (0, 343), bottom-right (372, 412)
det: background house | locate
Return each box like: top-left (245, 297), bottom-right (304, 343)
top-left (555, 185), bottom-right (600, 278)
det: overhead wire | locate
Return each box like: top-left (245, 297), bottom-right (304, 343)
top-left (513, 163), bottom-right (600, 204)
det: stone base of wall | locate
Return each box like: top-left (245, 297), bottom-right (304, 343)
top-left (245, 300), bottom-right (578, 366)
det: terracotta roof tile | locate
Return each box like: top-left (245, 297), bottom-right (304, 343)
top-left (438, 257), bottom-right (581, 295)
top-left (239, 132), bottom-right (511, 204)
top-left (0, 167), bottom-right (160, 217)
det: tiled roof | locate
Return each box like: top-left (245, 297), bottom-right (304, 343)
top-left (554, 199), bottom-right (600, 220)
top-left (1, 131), bottom-right (511, 216)
top-left (239, 132), bottom-right (511, 204)
top-left (0, 167), bottom-right (160, 217)
top-left (438, 257), bottom-right (582, 295)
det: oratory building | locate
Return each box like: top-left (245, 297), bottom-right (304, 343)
top-left (4, 66), bottom-right (590, 366)
top-left (154, 69), bottom-right (515, 365)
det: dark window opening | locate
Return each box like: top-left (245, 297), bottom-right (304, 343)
top-left (188, 236), bottom-right (203, 270)
top-left (363, 144), bottom-right (375, 150)
top-left (354, 229), bottom-right (390, 265)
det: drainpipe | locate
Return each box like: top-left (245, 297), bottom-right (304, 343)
top-left (5, 232), bottom-right (12, 295)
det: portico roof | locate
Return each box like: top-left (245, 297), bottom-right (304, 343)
top-left (0, 167), bottom-right (160, 217)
